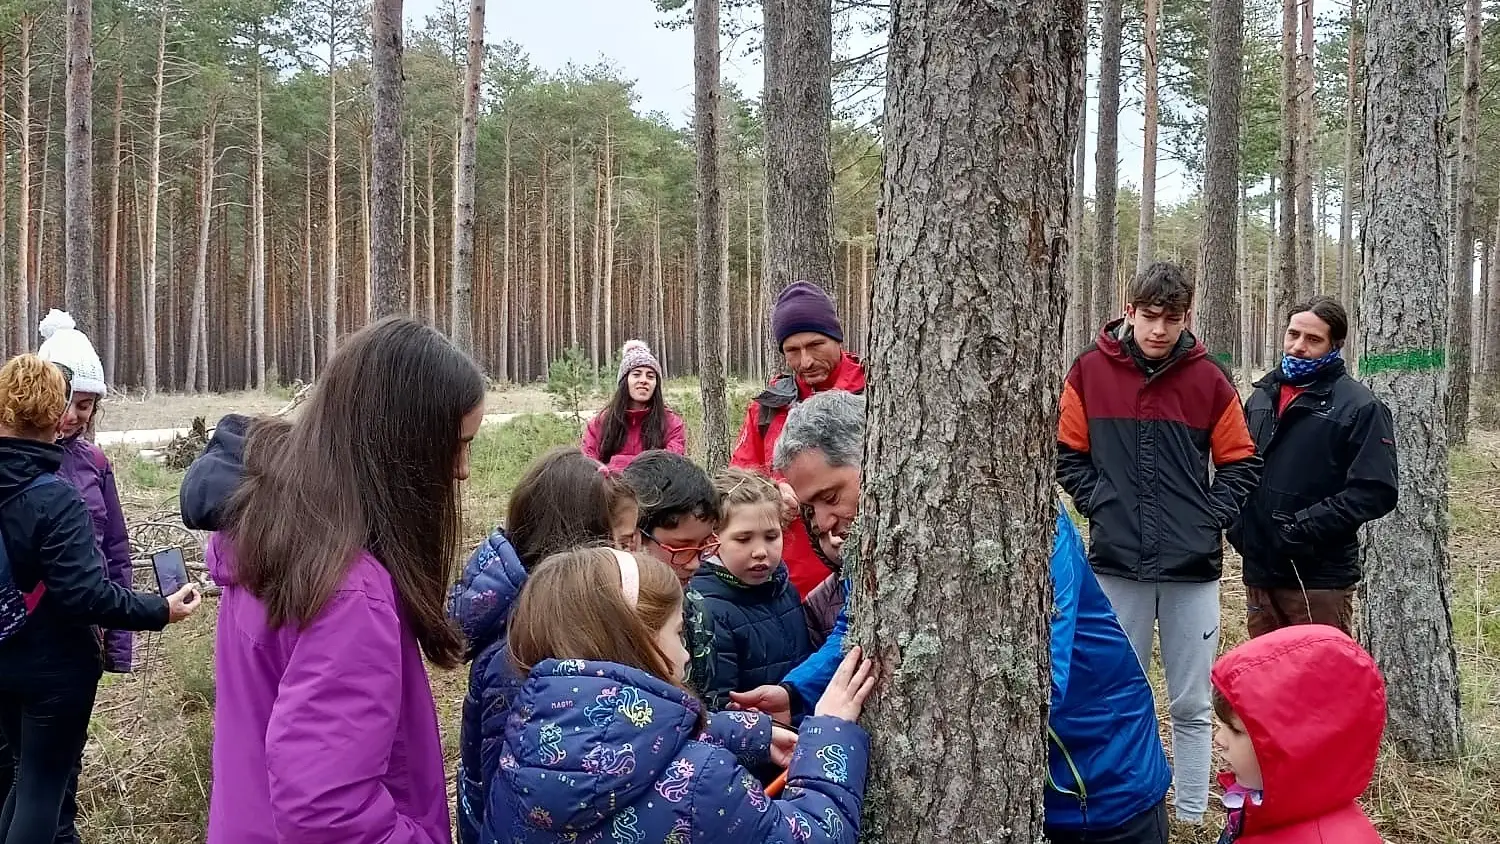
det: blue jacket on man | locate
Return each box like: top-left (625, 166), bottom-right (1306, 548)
top-left (780, 506), bottom-right (1170, 832)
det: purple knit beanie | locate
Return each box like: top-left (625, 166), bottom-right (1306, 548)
top-left (771, 281), bottom-right (844, 350)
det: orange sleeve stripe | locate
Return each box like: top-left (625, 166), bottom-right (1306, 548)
top-left (1211, 401), bottom-right (1256, 464)
top-left (1058, 382), bottom-right (1090, 451)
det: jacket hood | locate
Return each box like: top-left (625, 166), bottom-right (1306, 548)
top-left (1095, 318), bottom-right (1204, 370)
top-left (449, 528), bottom-right (529, 659)
top-left (0, 438), bottom-right (63, 495)
top-left (180, 413), bottom-right (251, 531)
top-left (1212, 625), bottom-right (1385, 832)
top-left (500, 659), bottom-right (704, 834)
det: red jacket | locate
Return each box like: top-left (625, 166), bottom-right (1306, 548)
top-left (1212, 625), bottom-right (1387, 844)
top-left (581, 407), bottom-right (686, 471)
top-left (731, 352), bottom-right (866, 598)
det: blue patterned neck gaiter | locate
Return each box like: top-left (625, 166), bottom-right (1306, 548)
top-left (1280, 346), bottom-right (1342, 383)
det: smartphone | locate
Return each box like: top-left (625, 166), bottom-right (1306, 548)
top-left (151, 547), bottom-right (190, 596)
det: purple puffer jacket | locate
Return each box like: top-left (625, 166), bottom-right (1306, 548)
top-left (56, 435), bottom-right (135, 672)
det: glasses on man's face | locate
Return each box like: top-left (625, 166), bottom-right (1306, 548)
top-left (639, 529), bottom-right (720, 567)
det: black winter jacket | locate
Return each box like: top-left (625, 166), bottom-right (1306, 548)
top-left (0, 438), bottom-right (168, 672)
top-left (1228, 362), bottom-right (1398, 590)
top-left (692, 561), bottom-right (813, 711)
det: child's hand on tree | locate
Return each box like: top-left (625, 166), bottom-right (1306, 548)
top-left (815, 646), bottom-right (877, 722)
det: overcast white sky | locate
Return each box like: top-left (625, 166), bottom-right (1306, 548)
top-left (406, 0), bottom-right (1183, 203)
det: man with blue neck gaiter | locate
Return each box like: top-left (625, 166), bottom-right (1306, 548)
top-left (1228, 296), bottom-right (1398, 639)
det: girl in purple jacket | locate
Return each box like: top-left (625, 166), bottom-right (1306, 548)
top-left (200, 318), bottom-right (485, 844)
top-left (485, 545), bottom-right (875, 844)
top-left (32, 309), bottom-right (137, 844)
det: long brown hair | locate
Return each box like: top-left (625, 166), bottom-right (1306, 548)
top-left (597, 377), bottom-right (669, 464)
top-left (507, 447), bottom-right (618, 570)
top-left (510, 547), bottom-right (702, 724)
top-left (225, 318), bottom-right (484, 668)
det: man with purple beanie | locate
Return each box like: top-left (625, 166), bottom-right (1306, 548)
top-left (731, 280), bottom-right (866, 598)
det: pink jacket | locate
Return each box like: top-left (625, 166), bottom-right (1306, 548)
top-left (206, 535), bottom-right (451, 844)
top-left (581, 407), bottom-right (686, 470)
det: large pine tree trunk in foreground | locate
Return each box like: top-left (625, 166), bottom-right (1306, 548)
top-left (762, 0), bottom-right (835, 333)
top-left (694, 0), bottom-right (729, 470)
top-left (371, 0), bottom-right (407, 317)
top-left (1358, 0), bottom-right (1462, 763)
top-left (64, 0), bottom-right (95, 339)
top-left (1198, 0), bottom-right (1243, 367)
top-left (853, 0), bottom-right (1081, 837)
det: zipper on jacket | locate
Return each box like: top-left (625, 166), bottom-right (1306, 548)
top-left (1046, 726), bottom-right (1089, 825)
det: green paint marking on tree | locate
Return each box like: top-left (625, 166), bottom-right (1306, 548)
top-left (1359, 349), bottom-right (1446, 375)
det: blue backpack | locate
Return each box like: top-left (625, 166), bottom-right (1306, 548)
top-left (0, 474), bottom-right (59, 643)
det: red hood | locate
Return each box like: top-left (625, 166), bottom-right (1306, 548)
top-left (1094, 317), bottom-right (1206, 368)
top-left (1212, 626), bottom-right (1386, 833)
top-left (797, 351), bottom-right (866, 398)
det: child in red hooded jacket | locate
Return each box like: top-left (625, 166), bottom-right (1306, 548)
top-left (1210, 625), bottom-right (1387, 844)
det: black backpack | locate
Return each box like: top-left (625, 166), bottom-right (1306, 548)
top-left (0, 474), bottom-right (59, 643)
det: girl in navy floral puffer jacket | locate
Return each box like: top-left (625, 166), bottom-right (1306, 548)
top-left (483, 546), bottom-right (874, 844)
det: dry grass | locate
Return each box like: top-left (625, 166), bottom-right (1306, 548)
top-left (72, 400), bottom-right (1500, 843)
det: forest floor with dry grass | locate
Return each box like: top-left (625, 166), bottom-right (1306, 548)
top-left (62, 389), bottom-right (1500, 843)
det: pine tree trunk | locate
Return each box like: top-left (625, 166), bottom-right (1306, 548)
top-left (64, 0), bottom-right (95, 338)
top-left (603, 123), bottom-right (615, 359)
top-left (501, 128), bottom-right (511, 379)
top-left (591, 148), bottom-right (602, 374)
top-left (15, 17), bottom-right (31, 355)
top-left (1239, 182), bottom-right (1252, 384)
top-left (1482, 203), bottom-right (1500, 425)
top-left (1136, 0), bottom-right (1159, 273)
top-left (324, 43), bottom-right (339, 361)
top-left (304, 151), bottom-right (317, 380)
top-left (1069, 18), bottom-right (1090, 351)
top-left (858, 1), bottom-right (1080, 838)
top-left (1295, 0), bottom-right (1316, 299)
top-left (449, 0), bottom-right (483, 356)
top-left (140, 11), bottom-right (165, 394)
top-left (1358, 0), bottom-right (1463, 763)
top-left (1277, 0), bottom-right (1299, 326)
top-left (1339, 0), bottom-right (1360, 315)
top-left (407, 148), bottom-right (417, 314)
top-left (358, 138), bottom-right (371, 324)
top-left (695, 0), bottom-right (729, 468)
top-left (569, 139), bottom-right (579, 350)
top-left (654, 206), bottom-right (667, 372)
top-left (104, 70), bottom-right (123, 385)
top-left (425, 133), bottom-right (437, 326)
top-left (1094, 0), bottom-right (1123, 326)
top-left (252, 64), bottom-right (267, 389)
top-left (1199, 0), bottom-right (1243, 366)
top-left (762, 0), bottom-right (835, 339)
top-left (371, 0), bottom-right (407, 317)
top-left (1448, 0), bottom-right (1480, 444)
top-left (186, 117), bottom-right (217, 393)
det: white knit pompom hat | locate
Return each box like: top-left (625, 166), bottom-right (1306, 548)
top-left (37, 309), bottom-right (107, 396)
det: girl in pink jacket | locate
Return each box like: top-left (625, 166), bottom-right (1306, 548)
top-left (582, 340), bottom-right (685, 471)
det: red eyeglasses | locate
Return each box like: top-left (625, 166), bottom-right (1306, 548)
top-left (639, 530), bottom-right (720, 567)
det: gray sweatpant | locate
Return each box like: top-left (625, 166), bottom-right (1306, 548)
top-left (1094, 574), bottom-right (1220, 824)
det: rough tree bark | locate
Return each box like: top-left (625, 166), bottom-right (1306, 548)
top-left (1448, 0), bottom-right (1479, 444)
top-left (186, 116), bottom-right (218, 393)
top-left (64, 0), bottom-right (95, 340)
top-left (762, 0), bottom-right (835, 342)
top-left (1295, 0), bottom-right (1316, 298)
top-left (1358, 0), bottom-right (1463, 763)
top-left (1338, 0), bottom-right (1361, 315)
top-left (854, 0), bottom-right (1081, 839)
top-left (450, 0), bottom-right (484, 356)
top-left (1198, 0), bottom-right (1244, 368)
top-left (1094, 0), bottom-right (1123, 326)
top-left (1276, 0), bottom-right (1298, 327)
top-left (695, 0), bottom-right (729, 469)
top-left (1136, 0), bottom-right (1159, 274)
top-left (371, 0), bottom-right (407, 318)
top-left (1483, 206), bottom-right (1500, 426)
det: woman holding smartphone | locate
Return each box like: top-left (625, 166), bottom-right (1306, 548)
top-left (0, 354), bottom-right (200, 844)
